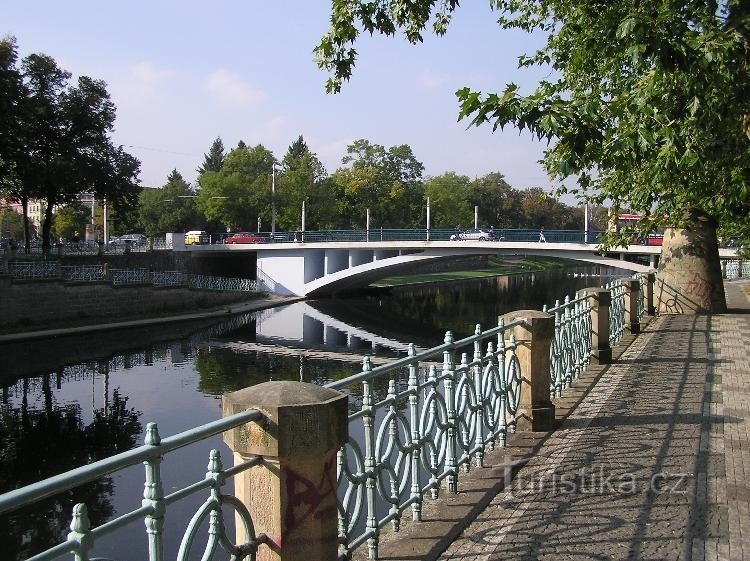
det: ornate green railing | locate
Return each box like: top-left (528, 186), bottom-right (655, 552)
top-left (607, 279), bottom-right (627, 345)
top-left (0, 411), bottom-right (264, 561)
top-left (545, 294), bottom-right (592, 398)
top-left (324, 321), bottom-right (523, 559)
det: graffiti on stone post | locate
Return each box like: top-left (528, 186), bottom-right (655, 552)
top-left (283, 453), bottom-right (337, 535)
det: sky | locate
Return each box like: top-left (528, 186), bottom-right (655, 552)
top-left (2, 1), bottom-right (561, 193)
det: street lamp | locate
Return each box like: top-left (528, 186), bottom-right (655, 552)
top-left (271, 163), bottom-right (277, 239)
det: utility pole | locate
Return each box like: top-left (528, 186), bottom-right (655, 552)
top-left (426, 197), bottom-right (431, 241)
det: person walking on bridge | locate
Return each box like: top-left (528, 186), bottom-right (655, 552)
top-left (538, 227), bottom-right (547, 243)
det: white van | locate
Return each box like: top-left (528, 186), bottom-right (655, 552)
top-left (184, 230), bottom-right (209, 245)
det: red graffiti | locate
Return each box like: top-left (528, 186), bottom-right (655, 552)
top-left (283, 455), bottom-right (337, 534)
top-left (684, 272), bottom-right (710, 301)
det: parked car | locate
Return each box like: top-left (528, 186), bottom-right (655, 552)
top-left (184, 230), bottom-right (209, 245)
top-left (224, 232), bottom-right (266, 244)
top-left (110, 233), bottom-right (147, 247)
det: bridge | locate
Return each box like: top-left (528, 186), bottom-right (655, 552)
top-left (173, 231), bottom-right (739, 296)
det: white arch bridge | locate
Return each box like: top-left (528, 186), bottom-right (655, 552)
top-left (174, 239), bottom-right (740, 297)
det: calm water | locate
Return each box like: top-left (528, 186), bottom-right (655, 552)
top-left (0, 266), bottom-right (626, 560)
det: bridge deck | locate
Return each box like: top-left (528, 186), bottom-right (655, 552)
top-left (364, 279), bottom-right (750, 561)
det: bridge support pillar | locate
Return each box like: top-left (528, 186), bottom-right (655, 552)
top-left (223, 382), bottom-right (348, 561)
top-left (501, 310), bottom-right (555, 432)
top-left (579, 287), bottom-right (612, 364)
top-left (625, 279), bottom-right (641, 334)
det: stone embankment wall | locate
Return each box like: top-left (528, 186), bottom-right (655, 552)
top-left (0, 276), bottom-right (258, 332)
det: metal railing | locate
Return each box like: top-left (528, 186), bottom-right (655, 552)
top-left (0, 276), bottom-right (636, 561)
top-left (0, 411), bottom-right (265, 561)
top-left (544, 294), bottom-right (592, 398)
top-left (189, 274), bottom-right (258, 292)
top-left (61, 265), bottom-right (106, 282)
top-left (9, 261), bottom-right (62, 280)
top-left (725, 260), bottom-right (749, 279)
top-left (607, 279), bottom-right (627, 345)
top-left (324, 321), bottom-right (524, 559)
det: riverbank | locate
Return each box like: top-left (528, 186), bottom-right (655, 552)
top-left (0, 293), bottom-right (303, 344)
top-left (371, 256), bottom-right (584, 287)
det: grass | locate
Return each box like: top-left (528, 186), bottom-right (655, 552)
top-left (371, 256), bottom-right (578, 288)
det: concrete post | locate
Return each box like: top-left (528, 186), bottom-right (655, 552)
top-left (499, 309), bottom-right (555, 432)
top-left (222, 381), bottom-right (348, 561)
top-left (624, 279), bottom-right (641, 334)
top-left (578, 287), bottom-right (612, 364)
top-left (646, 272), bottom-right (656, 316)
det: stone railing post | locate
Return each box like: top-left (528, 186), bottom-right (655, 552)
top-left (578, 287), bottom-right (612, 364)
top-left (223, 381), bottom-right (348, 561)
top-left (500, 310), bottom-right (555, 431)
top-left (646, 272), bottom-right (656, 316)
top-left (625, 279), bottom-right (641, 334)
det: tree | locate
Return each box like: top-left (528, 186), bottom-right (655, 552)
top-left (138, 169), bottom-right (202, 235)
top-left (195, 144), bottom-right (275, 231)
top-left (315, 0), bottom-right (749, 312)
top-left (52, 200), bottom-right (89, 241)
top-left (467, 173), bottom-right (523, 229)
top-left (197, 137), bottom-right (225, 175)
top-left (0, 38), bottom-right (141, 253)
top-left (276, 135), bottom-right (330, 230)
top-left (332, 139), bottom-right (425, 227)
top-left (423, 172), bottom-right (473, 228)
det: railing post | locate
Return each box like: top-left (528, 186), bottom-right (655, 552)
top-left (625, 279), bottom-right (641, 334)
top-left (646, 272), bottom-right (656, 316)
top-left (501, 310), bottom-right (555, 432)
top-left (222, 381), bottom-right (348, 561)
top-left (578, 287), bottom-right (612, 364)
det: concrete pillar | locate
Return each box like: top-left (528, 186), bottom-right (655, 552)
top-left (624, 279), bottom-right (641, 334)
top-left (646, 272), bottom-right (656, 316)
top-left (721, 261), bottom-right (727, 279)
top-left (499, 310), bottom-right (555, 432)
top-left (578, 287), bottom-right (612, 364)
top-left (222, 382), bottom-right (348, 561)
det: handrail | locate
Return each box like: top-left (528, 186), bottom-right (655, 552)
top-left (0, 409), bottom-right (261, 516)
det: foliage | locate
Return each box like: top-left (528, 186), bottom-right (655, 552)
top-left (0, 37), bottom-right (141, 252)
top-left (331, 139), bottom-right (425, 227)
top-left (196, 143), bottom-right (275, 232)
top-left (138, 169), bottom-right (202, 235)
top-left (197, 136), bottom-right (225, 175)
top-left (0, 207), bottom-right (25, 239)
top-left (52, 201), bottom-right (89, 241)
top-left (315, 0), bottom-right (750, 250)
top-left (423, 172), bottom-right (473, 227)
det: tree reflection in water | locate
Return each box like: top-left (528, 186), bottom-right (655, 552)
top-left (0, 377), bottom-right (142, 561)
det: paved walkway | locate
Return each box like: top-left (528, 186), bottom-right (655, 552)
top-left (439, 280), bottom-right (750, 561)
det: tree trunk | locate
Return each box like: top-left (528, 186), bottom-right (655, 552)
top-left (656, 209), bottom-right (726, 313)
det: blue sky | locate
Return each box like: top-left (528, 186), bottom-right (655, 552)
top-left (3, 1), bottom-right (558, 191)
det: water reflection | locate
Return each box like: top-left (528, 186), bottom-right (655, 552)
top-left (0, 266), bottom-right (626, 560)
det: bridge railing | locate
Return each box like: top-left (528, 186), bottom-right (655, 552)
top-left (0, 411), bottom-right (265, 561)
top-left (724, 260), bottom-right (749, 279)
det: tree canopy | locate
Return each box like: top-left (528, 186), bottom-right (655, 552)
top-left (0, 37), bottom-right (141, 251)
top-left (315, 0), bottom-right (750, 250)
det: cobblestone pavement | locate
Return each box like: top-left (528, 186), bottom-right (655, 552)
top-left (440, 280), bottom-right (750, 561)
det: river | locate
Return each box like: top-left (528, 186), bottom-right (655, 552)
top-left (0, 265), bottom-right (628, 560)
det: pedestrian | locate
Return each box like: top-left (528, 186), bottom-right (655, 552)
top-left (489, 226), bottom-right (496, 241)
top-left (72, 230), bottom-right (80, 243)
top-left (538, 227), bottom-right (547, 243)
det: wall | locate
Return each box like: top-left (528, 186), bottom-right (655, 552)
top-left (0, 275), bottom-right (258, 331)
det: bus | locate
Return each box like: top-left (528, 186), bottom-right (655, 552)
top-left (610, 213), bottom-right (664, 246)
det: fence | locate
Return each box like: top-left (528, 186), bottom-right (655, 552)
top-left (6, 262), bottom-right (259, 293)
top-left (0, 273), bottom-right (650, 561)
top-left (724, 260), bottom-right (749, 279)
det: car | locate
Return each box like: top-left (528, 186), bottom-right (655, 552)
top-left (184, 230), bottom-right (209, 245)
top-left (110, 233), bottom-right (147, 247)
top-left (224, 232), bottom-right (265, 244)
top-left (459, 228), bottom-right (494, 241)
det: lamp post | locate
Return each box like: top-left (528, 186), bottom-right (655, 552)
top-left (584, 203), bottom-right (590, 244)
top-left (271, 163), bottom-right (277, 239)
